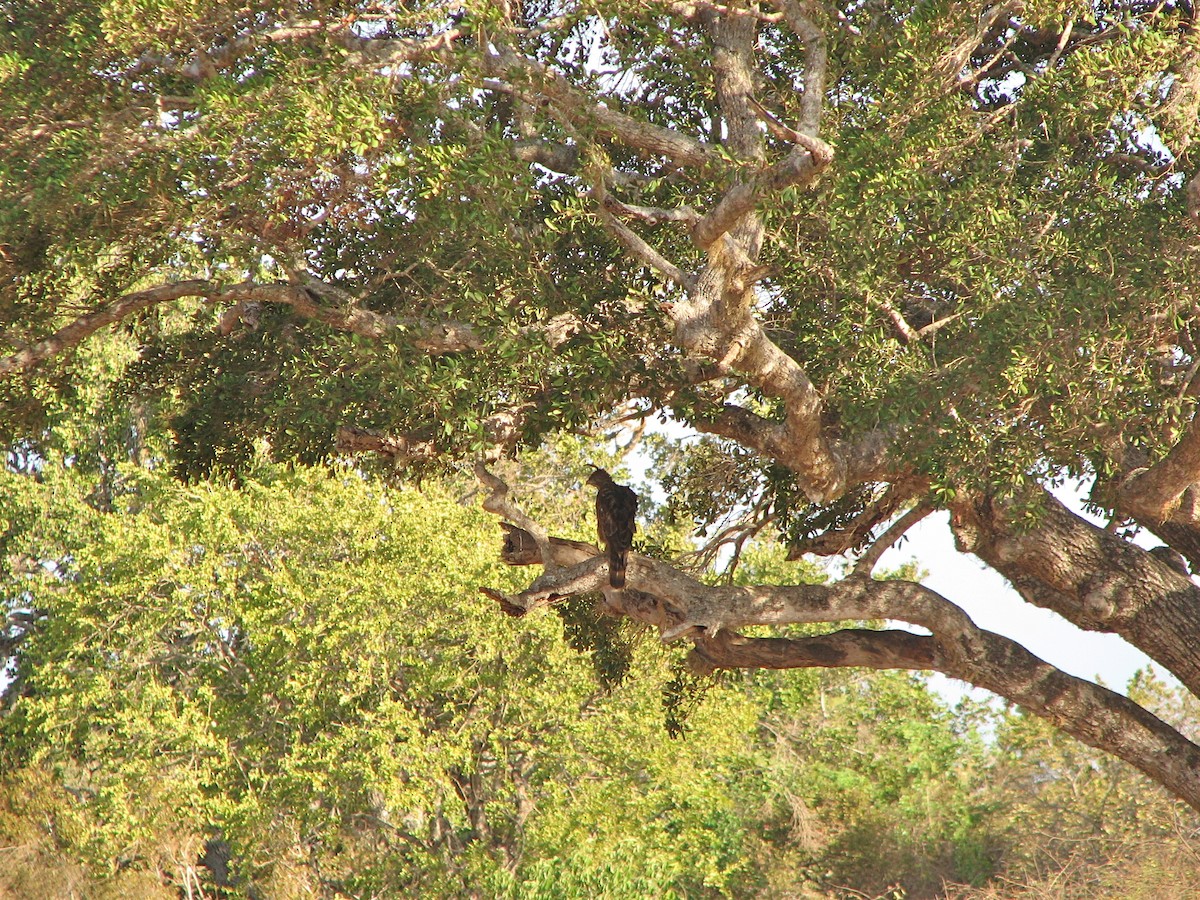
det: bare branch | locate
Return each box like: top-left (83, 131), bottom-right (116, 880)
top-left (697, 403), bottom-right (795, 463)
top-left (915, 312), bottom-right (963, 340)
top-left (342, 26), bottom-right (465, 69)
top-left (512, 138), bottom-right (580, 175)
top-left (334, 427), bottom-right (437, 467)
top-left (852, 502), bottom-right (933, 576)
top-left (601, 194), bottom-right (702, 229)
top-left (1117, 412), bottom-right (1200, 522)
top-left (876, 297), bottom-right (920, 344)
top-left (671, 257), bottom-right (845, 502)
top-left (768, 2), bottom-right (828, 137)
top-left (0, 280), bottom-right (208, 376)
top-left (691, 182), bottom-right (761, 250)
top-left (596, 204), bottom-right (696, 289)
top-left (474, 464), bottom-right (558, 575)
top-left (688, 627), bottom-right (937, 674)
top-left (690, 135), bottom-right (831, 251)
top-left (484, 49), bottom-right (720, 170)
top-left (497, 522), bottom-right (597, 568)
top-left (1041, 17), bottom-right (1080, 71)
top-left (785, 485), bottom-right (909, 560)
top-left (667, 2), bottom-right (785, 23)
top-left (953, 488), bottom-right (1200, 697)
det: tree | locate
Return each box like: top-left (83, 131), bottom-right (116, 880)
top-left (5, 451), bottom-right (1035, 898)
top-left (0, 459), bottom-right (784, 897)
top-left (6, 0), bottom-right (1200, 810)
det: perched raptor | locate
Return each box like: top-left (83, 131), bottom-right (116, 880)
top-left (587, 467), bottom-right (638, 588)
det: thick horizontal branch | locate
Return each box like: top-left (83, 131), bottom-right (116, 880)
top-left (1, 280), bottom-right (208, 376)
top-left (688, 627), bottom-right (937, 674)
top-left (334, 427), bottom-right (437, 467)
top-left (488, 524), bottom-right (1200, 812)
top-left (0, 280), bottom-right (482, 376)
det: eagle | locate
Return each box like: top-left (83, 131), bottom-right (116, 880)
top-left (587, 467), bottom-right (638, 588)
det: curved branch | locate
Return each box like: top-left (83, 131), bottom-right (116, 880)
top-left (474, 464), bottom-right (557, 575)
top-left (489, 523), bottom-right (1200, 812)
top-left (951, 488), bottom-right (1200, 696)
top-left (0, 279), bottom-right (482, 376)
top-left (1117, 413), bottom-right (1200, 522)
top-left (772, 0), bottom-right (828, 137)
top-left (1, 280), bottom-right (209, 376)
top-left (596, 203), bottom-right (696, 289)
top-left (852, 502), bottom-right (933, 576)
top-left (671, 258), bottom-right (844, 502)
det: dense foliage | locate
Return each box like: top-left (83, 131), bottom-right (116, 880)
top-left (2, 456), bottom-right (1198, 897)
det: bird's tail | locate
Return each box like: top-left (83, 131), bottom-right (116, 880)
top-left (609, 546), bottom-right (627, 588)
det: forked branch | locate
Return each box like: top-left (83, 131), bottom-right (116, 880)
top-left (483, 522), bottom-right (1200, 812)
top-left (0, 279), bottom-right (482, 376)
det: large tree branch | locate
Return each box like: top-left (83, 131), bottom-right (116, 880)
top-left (631, 9), bottom-right (838, 501)
top-left (691, 628), bottom-right (940, 672)
top-left (131, 16), bottom-right (466, 81)
top-left (334, 427), bottom-right (438, 468)
top-left (688, 622), bottom-right (1200, 812)
top-left (772, 0), bottom-right (828, 138)
top-left (951, 488), bottom-right (1200, 696)
top-left (1116, 412), bottom-right (1200, 522)
top-left (688, 627), bottom-right (938, 673)
top-left (669, 249), bottom-right (846, 502)
top-left (685, 3), bottom-right (831, 251)
top-left (487, 522), bottom-right (1200, 813)
top-left (0, 279), bottom-right (483, 376)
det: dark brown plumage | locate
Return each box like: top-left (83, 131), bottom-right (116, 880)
top-left (587, 467), bottom-right (638, 588)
